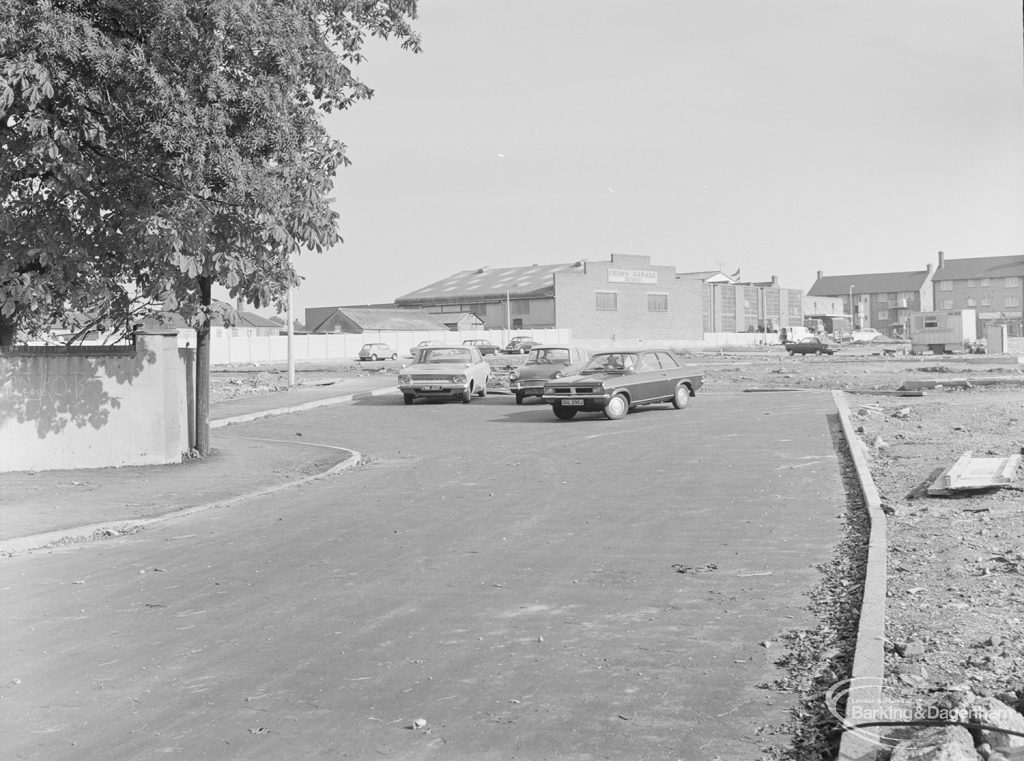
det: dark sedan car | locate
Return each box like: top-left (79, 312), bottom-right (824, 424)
top-left (786, 337), bottom-right (839, 356)
top-left (501, 336), bottom-right (540, 354)
top-left (541, 349), bottom-right (703, 420)
top-left (508, 346), bottom-right (589, 404)
top-left (462, 339), bottom-right (500, 356)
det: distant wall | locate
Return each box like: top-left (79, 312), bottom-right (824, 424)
top-left (0, 331), bottom-right (192, 473)
top-left (209, 328), bottom-right (574, 365)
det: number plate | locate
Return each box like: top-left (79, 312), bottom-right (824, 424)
top-left (422, 385), bottom-right (442, 391)
top-left (561, 399), bottom-right (585, 406)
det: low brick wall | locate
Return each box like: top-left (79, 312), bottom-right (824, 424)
top-left (0, 331), bottom-right (193, 472)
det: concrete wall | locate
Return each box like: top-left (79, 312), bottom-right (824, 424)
top-left (0, 331), bottom-right (192, 472)
top-left (209, 328), bottom-right (574, 365)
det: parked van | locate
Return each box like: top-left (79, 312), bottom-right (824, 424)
top-left (780, 326), bottom-right (813, 344)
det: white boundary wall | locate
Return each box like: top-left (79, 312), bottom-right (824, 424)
top-left (209, 328), bottom-right (573, 365)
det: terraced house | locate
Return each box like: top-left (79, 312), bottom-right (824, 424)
top-left (931, 251), bottom-right (1024, 337)
top-left (807, 265), bottom-right (935, 337)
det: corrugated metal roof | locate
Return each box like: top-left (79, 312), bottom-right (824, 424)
top-left (807, 270), bottom-right (931, 296)
top-left (396, 264), bottom-right (577, 304)
top-left (236, 311), bottom-right (282, 329)
top-left (934, 255), bottom-right (1024, 280)
top-left (309, 307), bottom-right (448, 332)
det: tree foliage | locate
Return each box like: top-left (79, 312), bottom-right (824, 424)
top-left (1, 0), bottom-right (420, 343)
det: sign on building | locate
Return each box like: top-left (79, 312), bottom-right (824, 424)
top-left (607, 268), bottom-right (658, 284)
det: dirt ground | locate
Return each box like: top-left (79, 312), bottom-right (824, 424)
top-left (209, 347), bottom-right (1024, 758)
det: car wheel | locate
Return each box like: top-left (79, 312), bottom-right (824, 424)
top-left (553, 406), bottom-right (577, 420)
top-left (462, 386), bottom-right (472, 404)
top-left (671, 385), bottom-right (690, 410)
top-left (519, 347), bottom-right (527, 354)
top-left (478, 380), bottom-right (487, 397)
top-left (370, 354), bottom-right (378, 361)
top-left (603, 393), bottom-right (629, 420)
top-left (390, 353), bottom-right (397, 360)
top-left (403, 394), bottom-right (414, 405)
top-left (515, 393), bottom-right (524, 405)
top-left (814, 349), bottom-right (822, 356)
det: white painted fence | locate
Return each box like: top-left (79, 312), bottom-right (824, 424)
top-left (209, 328), bottom-right (573, 365)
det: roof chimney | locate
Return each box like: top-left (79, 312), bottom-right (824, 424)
top-left (816, 270), bottom-right (823, 281)
top-left (937, 250), bottom-right (945, 269)
top-left (926, 263), bottom-right (932, 274)
top-left (771, 275), bottom-right (778, 286)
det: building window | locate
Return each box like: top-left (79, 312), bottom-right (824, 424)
top-left (595, 291), bottom-right (617, 311)
top-left (1007, 296), bottom-right (1021, 308)
top-left (966, 297), bottom-right (976, 307)
top-left (981, 278), bottom-right (991, 287)
top-left (877, 310), bottom-right (889, 320)
top-left (1006, 277), bottom-right (1022, 288)
top-left (967, 279), bottom-right (976, 288)
top-left (876, 294), bottom-right (888, 305)
top-left (511, 300), bottom-right (530, 316)
top-left (981, 297), bottom-right (992, 307)
top-left (939, 281), bottom-right (953, 291)
top-left (940, 299), bottom-right (954, 309)
top-left (647, 293), bottom-right (668, 312)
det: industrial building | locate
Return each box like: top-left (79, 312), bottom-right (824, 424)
top-left (394, 254), bottom-right (803, 342)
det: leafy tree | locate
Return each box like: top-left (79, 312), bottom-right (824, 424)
top-left (2, 0), bottom-right (420, 452)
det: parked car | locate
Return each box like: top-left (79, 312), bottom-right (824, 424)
top-left (541, 349), bottom-right (703, 421)
top-left (408, 339), bottom-right (444, 358)
top-left (508, 346), bottom-right (589, 405)
top-left (501, 336), bottom-right (539, 354)
top-left (851, 328), bottom-right (882, 343)
top-left (462, 338), bottom-right (500, 356)
top-left (786, 337), bottom-right (839, 356)
top-left (397, 346), bottom-right (490, 405)
top-left (358, 342), bottom-right (398, 361)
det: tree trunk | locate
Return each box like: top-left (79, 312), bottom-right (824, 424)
top-left (0, 314), bottom-right (17, 347)
top-left (195, 276), bottom-right (212, 456)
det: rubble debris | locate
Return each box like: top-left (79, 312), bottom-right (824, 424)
top-left (928, 452), bottom-right (1022, 496)
top-left (671, 561), bottom-right (720, 573)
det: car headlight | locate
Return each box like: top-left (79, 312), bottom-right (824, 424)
top-left (453, 375), bottom-right (467, 384)
top-left (553, 370), bottom-right (564, 379)
top-left (508, 370), bottom-right (519, 381)
top-left (398, 374), bottom-right (411, 384)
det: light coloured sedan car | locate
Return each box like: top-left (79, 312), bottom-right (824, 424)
top-left (508, 345), bottom-right (589, 404)
top-left (408, 339), bottom-right (444, 358)
top-left (398, 346), bottom-right (491, 405)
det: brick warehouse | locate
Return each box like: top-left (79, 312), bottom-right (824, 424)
top-left (394, 253), bottom-right (804, 343)
top-left (552, 254), bottom-right (703, 341)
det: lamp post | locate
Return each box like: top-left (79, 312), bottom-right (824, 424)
top-left (849, 285), bottom-right (856, 329)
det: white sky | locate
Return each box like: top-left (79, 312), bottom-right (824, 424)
top-left (281, 0), bottom-right (1024, 318)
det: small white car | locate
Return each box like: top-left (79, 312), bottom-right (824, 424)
top-left (398, 346), bottom-right (491, 405)
top-left (358, 342), bottom-right (397, 361)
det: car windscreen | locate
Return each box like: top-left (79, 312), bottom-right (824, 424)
top-left (580, 353), bottom-right (638, 373)
top-left (529, 348), bottom-right (569, 363)
top-left (421, 348), bottom-right (472, 364)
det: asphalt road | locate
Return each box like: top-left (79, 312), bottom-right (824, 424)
top-left (3, 391), bottom-right (849, 760)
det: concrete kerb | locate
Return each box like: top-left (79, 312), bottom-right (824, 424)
top-left (0, 442), bottom-right (363, 557)
top-left (832, 389), bottom-right (888, 761)
top-left (211, 387), bottom-right (398, 428)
